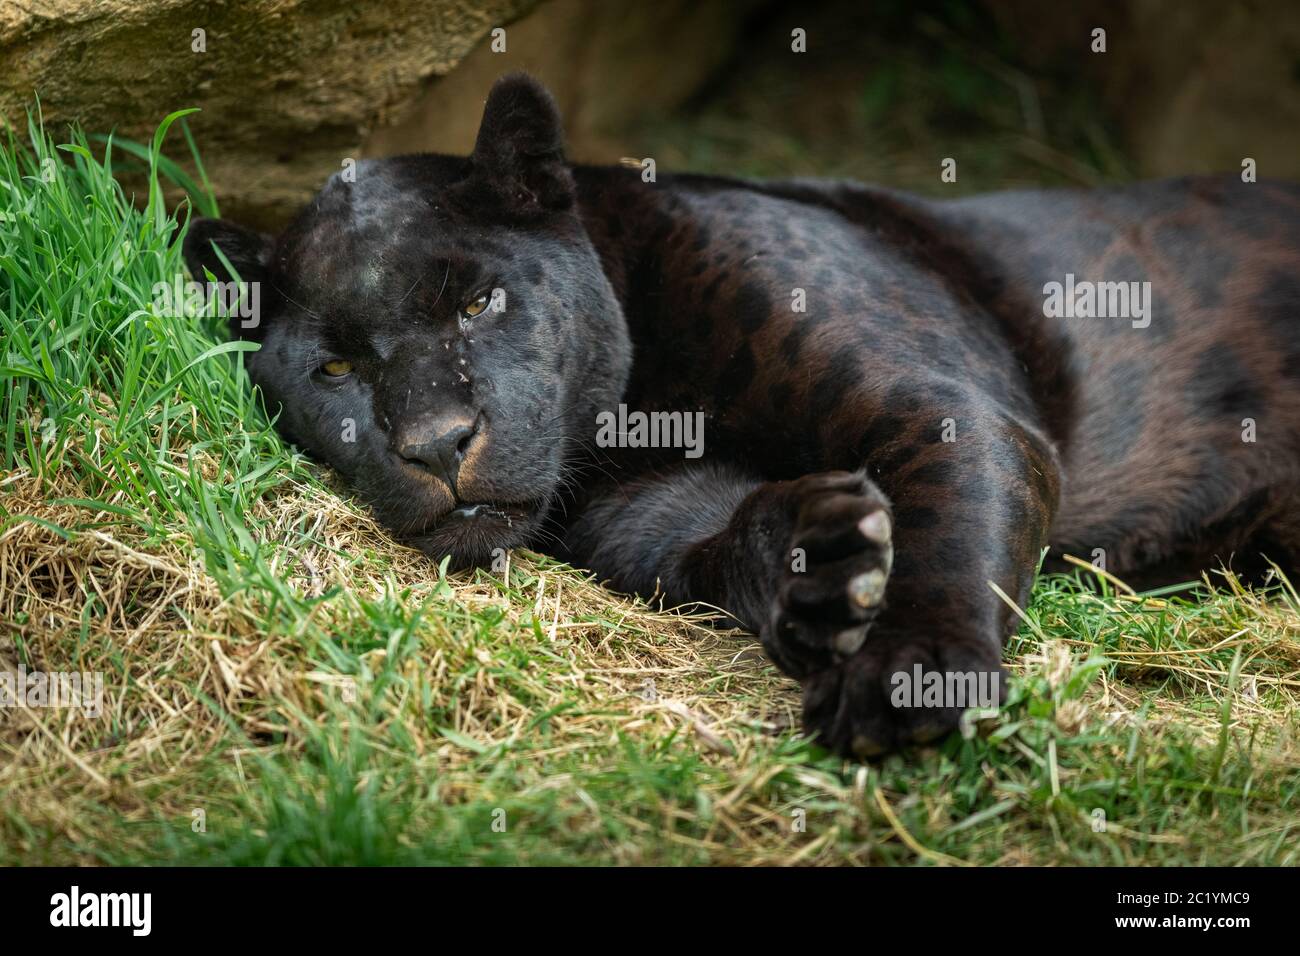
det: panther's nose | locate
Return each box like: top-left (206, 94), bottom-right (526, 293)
top-left (396, 415), bottom-right (480, 489)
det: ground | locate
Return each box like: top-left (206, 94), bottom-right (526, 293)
top-left (1, 105), bottom-right (1298, 866)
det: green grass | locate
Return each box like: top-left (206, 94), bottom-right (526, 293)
top-left (2, 112), bottom-right (1299, 867)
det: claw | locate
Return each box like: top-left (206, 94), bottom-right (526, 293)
top-left (848, 568), bottom-right (887, 608)
top-left (834, 627), bottom-right (868, 655)
top-left (858, 510), bottom-right (891, 546)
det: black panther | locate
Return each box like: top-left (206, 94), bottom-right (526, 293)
top-left (184, 73), bottom-right (1300, 757)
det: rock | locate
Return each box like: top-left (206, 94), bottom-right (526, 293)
top-left (1, 0), bottom-right (758, 229)
top-left (1, 0), bottom-right (539, 228)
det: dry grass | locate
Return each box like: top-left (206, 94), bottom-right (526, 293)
top-left (4, 458), bottom-right (1300, 865)
top-left (1, 462), bottom-right (805, 863)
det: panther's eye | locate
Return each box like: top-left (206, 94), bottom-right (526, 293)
top-left (460, 294), bottom-right (490, 319)
top-left (320, 359), bottom-right (353, 378)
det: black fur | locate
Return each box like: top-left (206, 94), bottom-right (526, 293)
top-left (184, 73), bottom-right (1300, 757)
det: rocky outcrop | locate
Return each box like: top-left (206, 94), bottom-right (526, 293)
top-left (1, 0), bottom-right (545, 225)
top-left (0, 0), bottom-right (757, 228)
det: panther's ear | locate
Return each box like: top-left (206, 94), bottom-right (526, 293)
top-left (182, 218), bottom-right (276, 339)
top-left (455, 73), bottom-right (575, 219)
top-left (183, 217), bottom-right (274, 289)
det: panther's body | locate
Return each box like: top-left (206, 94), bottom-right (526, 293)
top-left (185, 75), bottom-right (1300, 757)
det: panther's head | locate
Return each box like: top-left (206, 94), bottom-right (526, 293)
top-left (184, 74), bottom-right (630, 567)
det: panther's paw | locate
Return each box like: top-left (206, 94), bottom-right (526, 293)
top-left (801, 628), bottom-right (1005, 758)
top-left (759, 470), bottom-right (893, 679)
